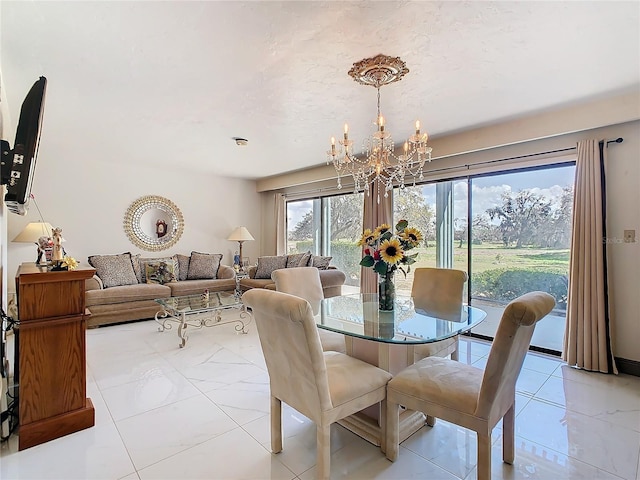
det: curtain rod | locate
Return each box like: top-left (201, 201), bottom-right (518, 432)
top-left (605, 137), bottom-right (624, 145)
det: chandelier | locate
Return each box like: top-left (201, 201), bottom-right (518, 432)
top-left (327, 54), bottom-right (432, 201)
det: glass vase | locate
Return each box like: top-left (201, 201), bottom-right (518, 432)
top-left (378, 271), bottom-right (396, 311)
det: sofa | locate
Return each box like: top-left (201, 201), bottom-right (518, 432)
top-left (238, 253), bottom-right (346, 298)
top-left (84, 251), bottom-right (347, 328)
top-left (84, 251), bottom-right (236, 328)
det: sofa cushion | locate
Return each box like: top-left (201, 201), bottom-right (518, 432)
top-left (145, 261), bottom-right (177, 285)
top-left (85, 283), bottom-right (171, 306)
top-left (310, 255), bottom-right (333, 270)
top-left (176, 254), bottom-right (191, 281)
top-left (88, 253), bottom-right (139, 288)
top-left (239, 277), bottom-right (276, 291)
top-left (168, 278), bottom-right (236, 296)
top-left (187, 252), bottom-right (222, 280)
top-left (254, 255), bottom-right (288, 279)
top-left (139, 255), bottom-right (179, 283)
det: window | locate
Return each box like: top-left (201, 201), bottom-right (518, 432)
top-left (287, 192), bottom-right (363, 289)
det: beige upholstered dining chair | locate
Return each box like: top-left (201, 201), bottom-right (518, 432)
top-left (386, 291), bottom-right (555, 480)
top-left (411, 267), bottom-right (468, 362)
top-left (242, 289), bottom-right (392, 480)
top-left (271, 266), bottom-right (346, 353)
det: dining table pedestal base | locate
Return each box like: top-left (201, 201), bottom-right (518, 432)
top-left (336, 336), bottom-right (427, 446)
top-left (337, 408), bottom-right (426, 447)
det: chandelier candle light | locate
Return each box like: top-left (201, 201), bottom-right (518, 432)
top-left (327, 54), bottom-right (432, 202)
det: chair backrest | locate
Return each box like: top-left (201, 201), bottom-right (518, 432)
top-left (242, 288), bottom-right (333, 421)
top-left (272, 266), bottom-right (324, 315)
top-left (475, 291), bottom-right (555, 420)
top-left (411, 267), bottom-right (468, 321)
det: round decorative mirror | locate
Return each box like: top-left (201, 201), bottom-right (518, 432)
top-left (123, 195), bottom-right (184, 251)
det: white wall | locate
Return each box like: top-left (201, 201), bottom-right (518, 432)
top-left (6, 149), bottom-right (262, 293)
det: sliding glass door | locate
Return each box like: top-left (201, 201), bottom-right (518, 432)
top-left (392, 164), bottom-right (574, 352)
top-left (287, 162), bottom-right (574, 352)
top-left (469, 165), bottom-right (575, 351)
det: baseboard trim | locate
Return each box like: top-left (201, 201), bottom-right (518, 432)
top-left (615, 357), bottom-right (640, 377)
top-left (465, 333), bottom-right (639, 377)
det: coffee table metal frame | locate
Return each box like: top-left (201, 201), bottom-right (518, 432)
top-left (154, 292), bottom-right (252, 347)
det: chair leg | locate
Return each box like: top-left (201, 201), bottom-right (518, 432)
top-left (317, 424), bottom-right (331, 480)
top-left (270, 395), bottom-right (282, 454)
top-left (503, 404), bottom-right (515, 464)
top-left (385, 399), bottom-right (400, 461)
top-left (477, 432), bottom-right (491, 480)
top-left (380, 398), bottom-right (387, 454)
top-left (451, 336), bottom-right (459, 361)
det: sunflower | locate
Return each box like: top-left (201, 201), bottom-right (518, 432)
top-left (401, 227), bottom-right (423, 247)
top-left (373, 223), bottom-right (391, 237)
top-left (379, 238), bottom-right (404, 264)
top-left (358, 228), bottom-right (375, 246)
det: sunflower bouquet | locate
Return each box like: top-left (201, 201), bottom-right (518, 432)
top-left (358, 220), bottom-right (423, 277)
top-left (358, 220), bottom-right (423, 310)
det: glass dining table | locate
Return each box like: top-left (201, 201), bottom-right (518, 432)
top-left (316, 293), bottom-right (487, 446)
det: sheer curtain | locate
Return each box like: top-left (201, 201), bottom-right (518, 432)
top-left (563, 139), bottom-right (617, 374)
top-left (360, 192), bottom-right (392, 294)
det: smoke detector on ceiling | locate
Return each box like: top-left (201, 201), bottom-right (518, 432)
top-left (233, 137), bottom-right (248, 146)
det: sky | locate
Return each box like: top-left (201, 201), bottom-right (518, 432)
top-left (287, 165), bottom-right (576, 231)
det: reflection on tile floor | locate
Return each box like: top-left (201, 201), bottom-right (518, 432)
top-left (1, 316), bottom-right (639, 479)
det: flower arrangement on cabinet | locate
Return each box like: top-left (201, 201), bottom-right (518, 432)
top-left (358, 220), bottom-right (423, 277)
top-left (61, 256), bottom-right (79, 270)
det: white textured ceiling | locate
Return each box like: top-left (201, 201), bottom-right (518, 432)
top-left (1, 1), bottom-right (639, 180)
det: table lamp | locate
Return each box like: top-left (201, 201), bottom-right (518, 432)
top-left (227, 226), bottom-right (254, 271)
top-left (13, 221), bottom-right (54, 264)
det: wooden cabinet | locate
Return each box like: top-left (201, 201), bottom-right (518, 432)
top-left (15, 263), bottom-right (96, 450)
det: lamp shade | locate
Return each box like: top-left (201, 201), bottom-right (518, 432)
top-left (13, 221), bottom-right (54, 243)
top-left (227, 226), bottom-right (255, 242)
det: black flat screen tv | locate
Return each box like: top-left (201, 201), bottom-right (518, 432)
top-left (1, 76), bottom-right (47, 215)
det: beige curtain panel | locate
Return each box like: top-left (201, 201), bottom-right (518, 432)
top-left (275, 193), bottom-right (287, 256)
top-left (563, 139), bottom-right (617, 374)
top-left (360, 191), bottom-right (392, 294)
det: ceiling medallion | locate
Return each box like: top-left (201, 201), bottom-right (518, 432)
top-left (327, 54), bottom-right (432, 202)
top-left (348, 54), bottom-right (409, 88)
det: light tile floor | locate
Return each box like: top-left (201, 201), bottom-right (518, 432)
top-left (1, 315), bottom-right (639, 480)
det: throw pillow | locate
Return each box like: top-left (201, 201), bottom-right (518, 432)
top-left (145, 261), bottom-right (176, 285)
top-left (139, 255), bottom-right (179, 283)
top-left (310, 255), bottom-right (332, 270)
top-left (176, 254), bottom-right (191, 281)
top-left (187, 252), bottom-right (222, 280)
top-left (88, 253), bottom-right (138, 288)
top-left (254, 255), bottom-right (288, 279)
top-left (298, 251), bottom-right (312, 267)
top-left (286, 253), bottom-right (307, 268)
top-left (131, 253), bottom-right (142, 283)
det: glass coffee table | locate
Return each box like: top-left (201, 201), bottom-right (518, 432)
top-left (155, 292), bottom-right (252, 348)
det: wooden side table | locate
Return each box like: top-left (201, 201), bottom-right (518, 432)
top-left (15, 263), bottom-right (96, 450)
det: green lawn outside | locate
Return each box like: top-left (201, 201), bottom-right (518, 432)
top-left (364, 243), bottom-right (570, 305)
top-left (294, 240), bottom-right (570, 309)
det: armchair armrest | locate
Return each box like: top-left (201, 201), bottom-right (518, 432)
top-left (217, 264), bottom-right (236, 280)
